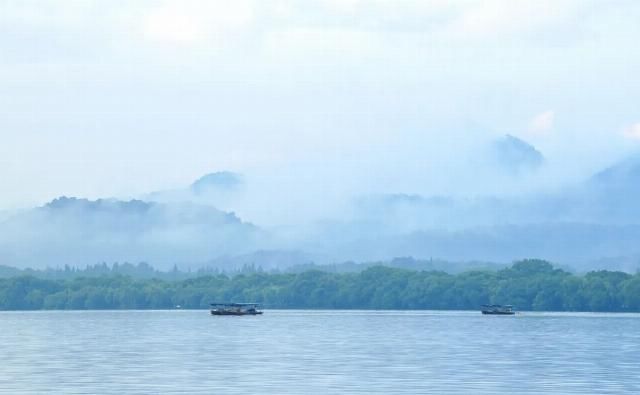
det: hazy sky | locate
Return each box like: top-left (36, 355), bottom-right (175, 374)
top-left (1, 0), bottom-right (640, 220)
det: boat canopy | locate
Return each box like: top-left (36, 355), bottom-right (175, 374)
top-left (210, 302), bottom-right (260, 307)
top-left (482, 304), bottom-right (513, 307)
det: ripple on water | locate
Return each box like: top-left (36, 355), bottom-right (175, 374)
top-left (0, 310), bottom-right (639, 394)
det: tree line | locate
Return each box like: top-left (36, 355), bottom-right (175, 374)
top-left (0, 260), bottom-right (639, 311)
top-left (0, 262), bottom-right (221, 281)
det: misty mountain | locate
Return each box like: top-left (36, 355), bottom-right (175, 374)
top-left (589, 154), bottom-right (640, 189)
top-left (0, 197), bottom-right (262, 269)
top-left (190, 171), bottom-right (243, 195)
top-left (2, 152), bottom-right (640, 272)
top-left (144, 171), bottom-right (245, 211)
top-left (491, 134), bottom-right (544, 174)
top-left (576, 154), bottom-right (640, 222)
top-left (329, 153), bottom-right (640, 269)
top-left (359, 152), bottom-right (640, 226)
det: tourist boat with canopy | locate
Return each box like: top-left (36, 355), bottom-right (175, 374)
top-left (481, 304), bottom-right (515, 315)
top-left (210, 303), bottom-right (263, 316)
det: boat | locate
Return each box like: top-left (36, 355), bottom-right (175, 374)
top-left (481, 304), bottom-right (515, 315)
top-left (210, 303), bottom-right (263, 316)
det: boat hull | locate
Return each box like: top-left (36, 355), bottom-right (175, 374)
top-left (210, 310), bottom-right (263, 316)
top-left (481, 311), bottom-right (515, 315)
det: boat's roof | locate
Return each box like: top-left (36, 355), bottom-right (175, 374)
top-left (210, 302), bottom-right (260, 307)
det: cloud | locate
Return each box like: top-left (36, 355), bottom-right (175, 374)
top-left (623, 122), bottom-right (640, 140)
top-left (144, 7), bottom-right (202, 43)
top-left (527, 111), bottom-right (555, 136)
top-left (142, 0), bottom-right (254, 45)
top-left (319, 0), bottom-right (362, 14)
top-left (439, 0), bottom-right (587, 42)
top-left (136, 0), bottom-right (588, 48)
top-left (262, 28), bottom-right (379, 61)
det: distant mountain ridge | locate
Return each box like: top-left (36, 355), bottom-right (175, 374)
top-left (332, 152), bottom-right (640, 269)
top-left (588, 154), bottom-right (640, 190)
top-left (45, 196), bottom-right (152, 214)
top-left (0, 196), bottom-right (261, 269)
top-left (144, 171), bottom-right (244, 211)
top-left (2, 152), bottom-right (640, 272)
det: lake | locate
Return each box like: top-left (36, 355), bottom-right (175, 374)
top-left (0, 310), bottom-right (638, 394)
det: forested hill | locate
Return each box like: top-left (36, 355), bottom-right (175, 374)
top-left (0, 260), bottom-right (639, 312)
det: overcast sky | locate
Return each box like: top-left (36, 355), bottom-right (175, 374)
top-left (1, 0), bottom-right (640, 221)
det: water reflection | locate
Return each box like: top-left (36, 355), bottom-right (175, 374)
top-left (0, 310), bottom-right (638, 394)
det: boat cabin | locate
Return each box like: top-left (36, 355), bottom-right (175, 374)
top-left (481, 304), bottom-right (515, 315)
top-left (210, 303), bottom-right (263, 316)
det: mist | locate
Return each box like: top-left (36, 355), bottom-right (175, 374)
top-left (2, 1), bottom-right (640, 271)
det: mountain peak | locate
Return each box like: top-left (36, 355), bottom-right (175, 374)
top-left (190, 171), bottom-right (243, 195)
top-left (491, 134), bottom-right (543, 174)
top-left (589, 153), bottom-right (640, 191)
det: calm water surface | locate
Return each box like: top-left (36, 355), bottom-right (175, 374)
top-left (1, 310), bottom-right (639, 394)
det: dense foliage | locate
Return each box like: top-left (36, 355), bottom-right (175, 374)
top-left (0, 262), bottom-right (212, 281)
top-left (1, 260), bottom-right (639, 311)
